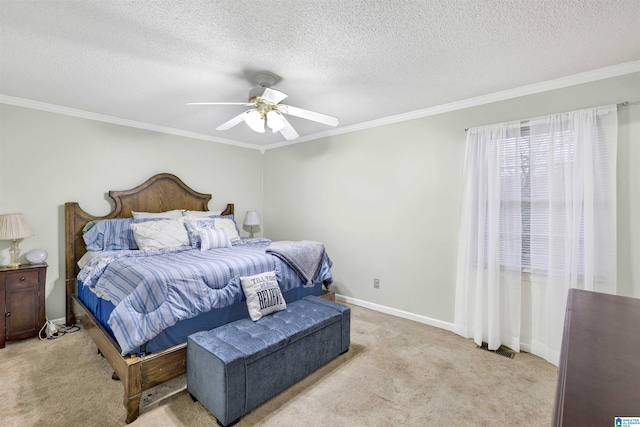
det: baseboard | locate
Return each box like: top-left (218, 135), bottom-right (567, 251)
top-left (335, 294), bottom-right (455, 332)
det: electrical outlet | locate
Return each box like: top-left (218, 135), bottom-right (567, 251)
top-left (374, 278), bottom-right (380, 289)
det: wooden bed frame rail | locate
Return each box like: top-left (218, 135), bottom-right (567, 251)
top-left (65, 173), bottom-right (233, 423)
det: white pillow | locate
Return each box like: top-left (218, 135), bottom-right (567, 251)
top-left (213, 217), bottom-right (240, 242)
top-left (240, 271), bottom-right (287, 321)
top-left (199, 228), bottom-right (231, 251)
top-left (183, 210), bottom-right (223, 217)
top-left (77, 251), bottom-right (101, 269)
top-left (130, 219), bottom-right (190, 250)
top-left (132, 209), bottom-right (185, 219)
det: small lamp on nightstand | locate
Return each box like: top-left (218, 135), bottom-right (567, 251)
top-left (0, 213), bottom-right (34, 268)
top-left (243, 211), bottom-right (261, 238)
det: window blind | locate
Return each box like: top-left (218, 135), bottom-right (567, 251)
top-left (486, 106), bottom-right (617, 276)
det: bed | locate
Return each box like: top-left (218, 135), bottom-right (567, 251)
top-left (64, 173), bottom-right (332, 423)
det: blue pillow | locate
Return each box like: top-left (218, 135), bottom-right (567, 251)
top-left (82, 218), bottom-right (161, 251)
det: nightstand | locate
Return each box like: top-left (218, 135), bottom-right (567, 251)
top-left (0, 263), bottom-right (47, 349)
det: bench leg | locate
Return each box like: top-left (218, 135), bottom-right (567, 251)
top-left (190, 393), bottom-right (238, 426)
top-left (217, 417), bottom-right (240, 427)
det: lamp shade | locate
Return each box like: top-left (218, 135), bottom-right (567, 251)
top-left (266, 110), bottom-right (286, 132)
top-left (244, 109), bottom-right (265, 133)
top-left (243, 211), bottom-right (261, 226)
top-left (0, 213), bottom-right (34, 240)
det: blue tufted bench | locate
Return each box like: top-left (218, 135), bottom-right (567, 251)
top-left (187, 295), bottom-right (350, 426)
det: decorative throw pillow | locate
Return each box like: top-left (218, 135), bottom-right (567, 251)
top-left (199, 228), bottom-right (231, 251)
top-left (130, 219), bottom-right (190, 250)
top-left (184, 219), bottom-right (217, 248)
top-left (240, 271), bottom-right (287, 321)
top-left (213, 217), bottom-right (241, 242)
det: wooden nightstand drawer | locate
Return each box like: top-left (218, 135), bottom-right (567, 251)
top-left (5, 271), bottom-right (40, 287)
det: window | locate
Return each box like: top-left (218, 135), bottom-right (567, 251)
top-left (489, 111), bottom-right (613, 276)
top-left (455, 104), bottom-right (618, 364)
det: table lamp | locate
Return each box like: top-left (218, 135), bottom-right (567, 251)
top-left (243, 211), bottom-right (261, 238)
top-left (0, 213), bottom-right (34, 268)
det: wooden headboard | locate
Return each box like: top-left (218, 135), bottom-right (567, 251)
top-left (64, 173), bottom-right (233, 324)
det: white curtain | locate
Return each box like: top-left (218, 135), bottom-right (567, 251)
top-left (454, 105), bottom-right (618, 365)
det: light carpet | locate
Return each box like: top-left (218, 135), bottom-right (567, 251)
top-left (0, 303), bottom-right (557, 426)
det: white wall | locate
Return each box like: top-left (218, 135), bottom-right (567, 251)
top-left (1, 72), bottom-right (638, 327)
top-left (263, 72), bottom-right (640, 324)
top-left (0, 104), bottom-right (263, 320)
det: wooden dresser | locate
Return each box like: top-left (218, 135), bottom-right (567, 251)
top-left (553, 289), bottom-right (640, 426)
top-left (1, 263), bottom-right (47, 348)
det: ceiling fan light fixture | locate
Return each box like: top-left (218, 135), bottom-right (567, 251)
top-left (244, 109), bottom-right (265, 133)
top-left (189, 73), bottom-right (339, 139)
top-left (266, 110), bottom-right (286, 132)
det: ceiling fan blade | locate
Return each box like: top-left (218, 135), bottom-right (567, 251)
top-left (260, 87), bottom-right (288, 104)
top-left (186, 102), bottom-right (252, 106)
top-left (216, 112), bottom-right (247, 130)
top-left (279, 116), bottom-right (299, 140)
top-left (277, 104), bottom-right (339, 127)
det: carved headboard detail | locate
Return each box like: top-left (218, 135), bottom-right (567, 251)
top-left (64, 173), bottom-right (233, 324)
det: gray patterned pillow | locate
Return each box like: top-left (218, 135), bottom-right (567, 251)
top-left (184, 219), bottom-right (217, 248)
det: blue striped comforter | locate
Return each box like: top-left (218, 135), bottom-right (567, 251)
top-left (78, 239), bottom-right (333, 355)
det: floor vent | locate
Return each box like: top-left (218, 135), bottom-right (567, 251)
top-left (477, 343), bottom-right (516, 359)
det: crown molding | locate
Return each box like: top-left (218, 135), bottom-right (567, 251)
top-left (262, 60), bottom-right (640, 150)
top-left (2, 61), bottom-right (638, 151)
top-left (0, 94), bottom-right (263, 150)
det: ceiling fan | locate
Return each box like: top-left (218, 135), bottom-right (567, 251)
top-left (187, 74), bottom-right (339, 140)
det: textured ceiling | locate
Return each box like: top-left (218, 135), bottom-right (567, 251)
top-left (1, 0), bottom-right (639, 148)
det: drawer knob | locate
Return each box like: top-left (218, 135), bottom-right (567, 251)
top-left (20, 276), bottom-right (25, 281)
top-left (5, 312), bottom-right (10, 317)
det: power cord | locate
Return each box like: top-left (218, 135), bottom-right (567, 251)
top-left (39, 319), bottom-right (80, 340)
